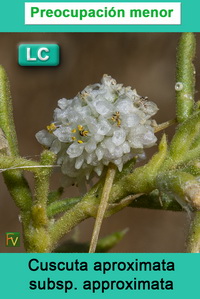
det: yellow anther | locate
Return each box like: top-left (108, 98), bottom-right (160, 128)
top-left (83, 130), bottom-right (89, 136)
top-left (72, 137), bottom-right (76, 141)
top-left (117, 120), bottom-right (121, 127)
top-left (80, 91), bottom-right (88, 99)
top-left (78, 125), bottom-right (84, 131)
top-left (80, 130), bottom-right (89, 137)
top-left (78, 140), bottom-right (83, 144)
top-left (47, 123), bottom-right (57, 133)
top-left (71, 129), bottom-right (77, 133)
top-left (111, 112), bottom-right (121, 127)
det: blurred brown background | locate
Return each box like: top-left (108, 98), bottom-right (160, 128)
top-left (0, 33), bottom-right (199, 253)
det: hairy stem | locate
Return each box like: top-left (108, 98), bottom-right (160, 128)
top-left (187, 212), bottom-right (200, 253)
top-left (49, 199), bottom-right (91, 250)
top-left (154, 119), bottom-right (176, 133)
top-left (26, 150), bottom-right (56, 253)
top-left (0, 66), bottom-right (19, 155)
top-left (0, 66), bottom-right (32, 212)
top-left (34, 150), bottom-right (56, 209)
top-left (89, 163), bottom-right (117, 253)
top-left (176, 33), bottom-right (196, 123)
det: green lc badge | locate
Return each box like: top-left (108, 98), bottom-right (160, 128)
top-left (18, 44), bottom-right (60, 66)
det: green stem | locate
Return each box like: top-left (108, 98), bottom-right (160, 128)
top-left (0, 66), bottom-right (32, 212)
top-left (89, 163), bottom-right (117, 253)
top-left (161, 111), bottom-right (200, 169)
top-left (110, 134), bottom-right (168, 199)
top-left (48, 191), bottom-right (183, 222)
top-left (0, 66), bottom-right (19, 155)
top-left (34, 150), bottom-right (56, 209)
top-left (27, 150), bottom-right (56, 253)
top-left (176, 33), bottom-right (196, 123)
top-left (154, 119), bottom-right (176, 133)
top-left (156, 170), bottom-right (200, 210)
top-left (187, 212), bottom-right (200, 253)
top-left (49, 199), bottom-right (91, 250)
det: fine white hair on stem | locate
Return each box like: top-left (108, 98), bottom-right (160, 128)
top-left (0, 165), bottom-right (60, 173)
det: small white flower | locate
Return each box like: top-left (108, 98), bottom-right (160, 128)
top-left (36, 75), bottom-right (158, 183)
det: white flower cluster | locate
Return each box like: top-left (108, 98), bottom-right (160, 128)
top-left (36, 75), bottom-right (158, 184)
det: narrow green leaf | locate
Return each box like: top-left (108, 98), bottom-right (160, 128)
top-left (48, 187), bottom-right (64, 204)
top-left (53, 229), bottom-right (128, 253)
top-left (129, 190), bottom-right (182, 211)
top-left (47, 197), bottom-right (82, 218)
